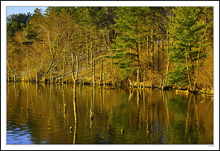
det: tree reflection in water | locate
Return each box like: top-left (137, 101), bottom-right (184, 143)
top-left (7, 83), bottom-right (213, 144)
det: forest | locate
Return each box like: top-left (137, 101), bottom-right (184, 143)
top-left (7, 7), bottom-right (213, 94)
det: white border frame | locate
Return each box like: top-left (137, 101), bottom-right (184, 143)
top-left (1, 1), bottom-right (219, 150)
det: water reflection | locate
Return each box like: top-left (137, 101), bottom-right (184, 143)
top-left (7, 83), bottom-right (213, 144)
top-left (72, 83), bottom-right (77, 144)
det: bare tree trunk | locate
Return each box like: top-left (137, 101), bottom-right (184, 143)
top-left (165, 11), bottom-right (170, 86)
top-left (162, 37), bottom-right (164, 52)
top-left (71, 52), bottom-right (75, 83)
top-left (8, 71), bottom-right (10, 82)
top-left (157, 42), bottom-right (160, 72)
top-left (143, 70), bottom-right (146, 88)
top-left (13, 72), bottom-right (16, 82)
top-left (36, 71), bottom-right (38, 83)
top-left (100, 58), bottom-right (103, 85)
top-left (103, 73), bottom-right (106, 88)
top-left (193, 24), bottom-right (207, 90)
top-left (193, 42), bottom-right (202, 90)
top-left (76, 56), bottom-right (79, 80)
top-left (165, 39), bottom-right (170, 86)
top-left (151, 28), bottom-right (154, 70)
top-left (50, 70), bottom-right (52, 84)
top-left (186, 55), bottom-right (192, 89)
top-left (111, 53), bottom-right (113, 72)
top-left (91, 51), bottom-right (93, 71)
top-left (137, 68), bottom-right (140, 89)
top-left (136, 42), bottom-right (140, 67)
top-left (147, 35), bottom-right (149, 62)
top-left (137, 89), bottom-right (140, 107)
top-left (62, 54), bottom-right (65, 84)
top-left (128, 79), bottom-right (132, 88)
top-left (86, 39), bottom-right (90, 67)
top-left (93, 54), bottom-right (95, 87)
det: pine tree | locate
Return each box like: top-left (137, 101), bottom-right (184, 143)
top-left (167, 7), bottom-right (207, 89)
top-left (110, 7), bottom-right (151, 79)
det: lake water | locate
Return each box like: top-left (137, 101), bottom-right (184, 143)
top-left (7, 82), bottom-right (213, 144)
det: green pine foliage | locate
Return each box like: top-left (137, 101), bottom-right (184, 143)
top-left (7, 13), bottom-right (32, 41)
top-left (110, 7), bottom-right (148, 79)
top-left (167, 7), bottom-right (207, 87)
top-left (167, 65), bottom-right (188, 87)
top-left (6, 7), bottom-right (213, 89)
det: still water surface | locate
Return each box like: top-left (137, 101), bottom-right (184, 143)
top-left (7, 82), bottom-right (213, 144)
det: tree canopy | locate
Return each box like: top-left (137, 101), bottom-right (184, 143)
top-left (7, 7), bottom-right (213, 90)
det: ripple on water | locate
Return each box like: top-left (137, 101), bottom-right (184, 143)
top-left (7, 83), bottom-right (213, 144)
top-left (7, 123), bottom-right (33, 144)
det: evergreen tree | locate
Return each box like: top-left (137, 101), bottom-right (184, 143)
top-left (6, 6), bottom-right (213, 88)
top-left (167, 7), bottom-right (207, 89)
top-left (7, 13), bottom-right (32, 42)
top-left (111, 7), bottom-right (151, 79)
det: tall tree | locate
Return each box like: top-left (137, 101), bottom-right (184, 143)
top-left (111, 7), bottom-right (150, 79)
top-left (7, 13), bottom-right (32, 78)
top-left (7, 13), bottom-right (32, 41)
top-left (28, 11), bottom-right (77, 80)
top-left (167, 7), bottom-right (208, 89)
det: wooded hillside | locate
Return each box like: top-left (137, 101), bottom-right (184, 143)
top-left (7, 7), bottom-right (213, 92)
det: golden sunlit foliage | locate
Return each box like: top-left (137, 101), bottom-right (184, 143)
top-left (7, 7), bottom-right (213, 93)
